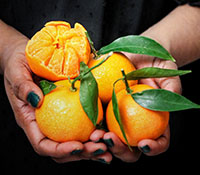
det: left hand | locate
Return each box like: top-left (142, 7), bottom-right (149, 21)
top-left (90, 53), bottom-right (181, 162)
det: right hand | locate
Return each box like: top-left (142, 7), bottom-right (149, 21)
top-left (2, 32), bottom-right (112, 164)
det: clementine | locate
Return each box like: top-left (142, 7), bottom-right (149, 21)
top-left (88, 52), bottom-right (138, 103)
top-left (106, 84), bottom-right (169, 146)
top-left (35, 80), bottom-right (103, 142)
top-left (26, 21), bottom-right (91, 81)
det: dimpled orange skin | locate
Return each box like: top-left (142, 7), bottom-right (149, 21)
top-left (88, 53), bottom-right (138, 104)
top-left (106, 84), bottom-right (169, 146)
top-left (35, 80), bottom-right (103, 142)
top-left (26, 21), bottom-right (91, 81)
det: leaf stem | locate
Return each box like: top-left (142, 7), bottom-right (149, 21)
top-left (121, 69), bottom-right (133, 94)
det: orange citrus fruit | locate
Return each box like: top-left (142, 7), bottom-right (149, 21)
top-left (88, 52), bottom-right (138, 103)
top-left (106, 84), bottom-right (169, 146)
top-left (26, 21), bottom-right (91, 81)
top-left (35, 80), bottom-right (103, 142)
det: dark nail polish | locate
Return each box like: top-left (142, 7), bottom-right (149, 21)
top-left (71, 149), bottom-right (83, 155)
top-left (104, 139), bottom-right (114, 147)
top-left (27, 91), bottom-right (40, 108)
top-left (93, 149), bottom-right (105, 156)
top-left (96, 158), bottom-right (109, 164)
top-left (140, 145), bottom-right (151, 153)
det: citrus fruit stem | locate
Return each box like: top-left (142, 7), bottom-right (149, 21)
top-left (121, 69), bottom-right (133, 94)
top-left (70, 76), bottom-right (79, 92)
top-left (85, 31), bottom-right (98, 58)
top-left (87, 51), bottom-right (113, 72)
top-left (70, 52), bottom-right (113, 92)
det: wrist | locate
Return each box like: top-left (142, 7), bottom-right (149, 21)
top-left (140, 27), bottom-right (171, 55)
top-left (0, 20), bottom-right (28, 74)
top-left (123, 28), bottom-right (172, 66)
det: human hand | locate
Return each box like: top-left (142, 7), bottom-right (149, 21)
top-left (91, 126), bottom-right (169, 162)
top-left (125, 53), bottom-right (182, 94)
top-left (2, 35), bottom-right (112, 164)
top-left (93, 52), bottom-right (180, 162)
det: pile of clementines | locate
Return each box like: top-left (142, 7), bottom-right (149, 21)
top-left (25, 21), bottom-right (172, 147)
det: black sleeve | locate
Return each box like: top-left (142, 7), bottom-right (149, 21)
top-left (174, 0), bottom-right (200, 7)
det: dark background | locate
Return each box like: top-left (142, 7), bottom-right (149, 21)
top-left (0, 0), bottom-right (200, 174)
top-left (1, 60), bottom-right (199, 174)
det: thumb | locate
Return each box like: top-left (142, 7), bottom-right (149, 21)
top-left (6, 62), bottom-right (44, 108)
top-left (14, 78), bottom-right (44, 108)
top-left (155, 60), bottom-right (182, 94)
top-left (155, 76), bottom-right (182, 94)
top-left (140, 60), bottom-right (182, 94)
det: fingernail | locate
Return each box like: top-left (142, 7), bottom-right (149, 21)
top-left (140, 145), bottom-right (151, 153)
top-left (27, 91), bottom-right (40, 108)
top-left (96, 158), bottom-right (109, 164)
top-left (70, 149), bottom-right (83, 155)
top-left (93, 149), bottom-right (105, 156)
top-left (104, 139), bottom-right (114, 147)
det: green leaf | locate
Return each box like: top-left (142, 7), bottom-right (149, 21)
top-left (112, 87), bottom-right (132, 151)
top-left (126, 67), bottom-right (191, 80)
top-left (79, 62), bottom-right (99, 126)
top-left (131, 89), bottom-right (200, 112)
top-left (98, 35), bottom-right (175, 62)
top-left (39, 80), bottom-right (57, 95)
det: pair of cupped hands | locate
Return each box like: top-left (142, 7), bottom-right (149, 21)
top-left (2, 35), bottom-right (181, 164)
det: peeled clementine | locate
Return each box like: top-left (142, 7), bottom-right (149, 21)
top-left (106, 84), bottom-right (169, 146)
top-left (26, 21), bottom-right (91, 81)
top-left (35, 80), bottom-right (103, 142)
top-left (88, 52), bottom-right (138, 104)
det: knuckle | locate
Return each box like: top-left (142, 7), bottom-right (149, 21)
top-left (33, 146), bottom-right (43, 156)
top-left (122, 150), bottom-right (141, 163)
top-left (112, 148), bottom-right (126, 157)
top-left (13, 81), bottom-right (25, 99)
top-left (33, 145), bottom-right (44, 156)
top-left (125, 156), bottom-right (140, 163)
top-left (51, 158), bottom-right (64, 164)
top-left (157, 137), bottom-right (170, 154)
top-left (33, 141), bottom-right (46, 156)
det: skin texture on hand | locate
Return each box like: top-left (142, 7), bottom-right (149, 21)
top-left (0, 20), bottom-right (179, 164)
top-left (90, 53), bottom-right (176, 162)
top-left (141, 4), bottom-right (200, 67)
top-left (0, 20), bottom-right (112, 164)
top-left (96, 5), bottom-right (199, 161)
top-left (3, 40), bottom-right (113, 163)
top-left (1, 3), bottom-right (200, 164)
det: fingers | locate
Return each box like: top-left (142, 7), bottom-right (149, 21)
top-left (138, 125), bottom-right (170, 156)
top-left (53, 143), bottom-right (112, 164)
top-left (153, 60), bottom-right (182, 94)
top-left (103, 132), bottom-right (141, 163)
top-left (82, 141), bottom-right (112, 163)
top-left (15, 79), bottom-right (43, 108)
top-left (4, 57), bottom-right (43, 108)
top-left (89, 129), bottom-right (113, 164)
top-left (90, 129), bottom-right (105, 142)
top-left (125, 53), bottom-right (182, 94)
top-left (140, 75), bottom-right (182, 94)
top-left (91, 128), bottom-right (169, 161)
top-left (23, 118), bottom-right (84, 158)
top-left (155, 76), bottom-right (182, 94)
top-left (91, 130), bottom-right (140, 163)
top-left (25, 125), bottom-right (112, 164)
